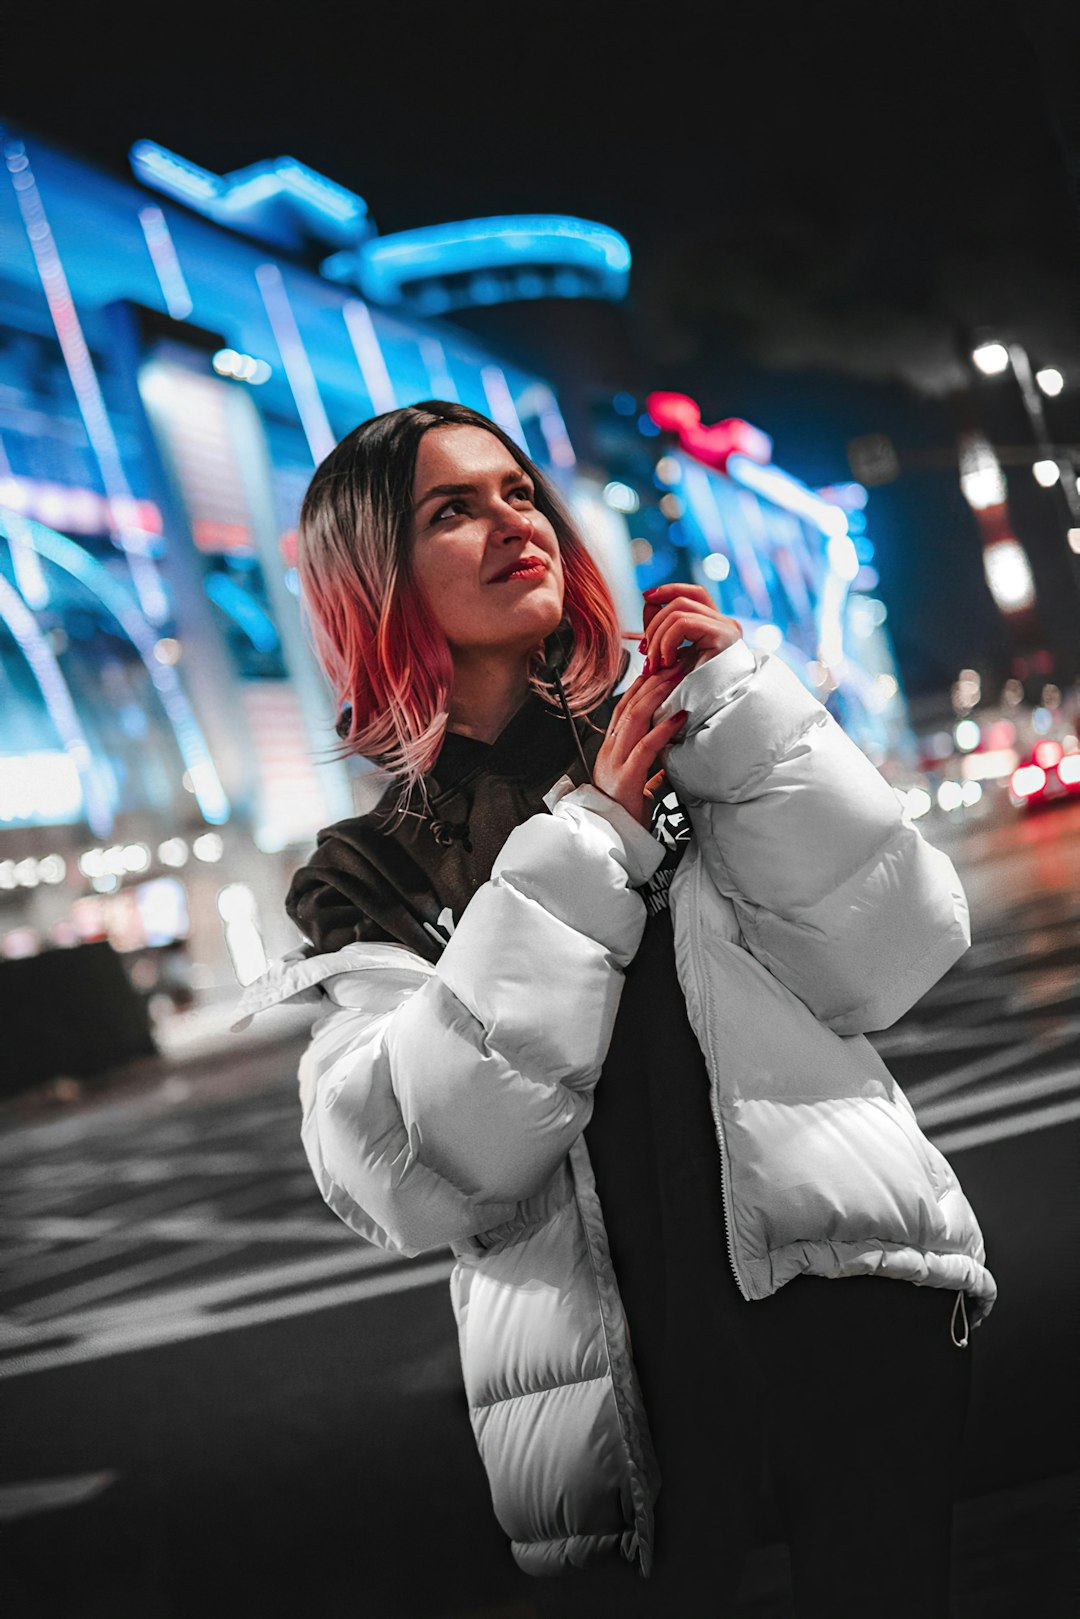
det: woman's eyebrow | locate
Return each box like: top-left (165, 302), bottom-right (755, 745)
top-left (415, 481), bottom-right (474, 508)
top-left (415, 470), bottom-right (531, 509)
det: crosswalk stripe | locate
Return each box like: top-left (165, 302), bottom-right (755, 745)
top-left (0, 1216), bottom-right (347, 1244)
top-left (901, 1020), bottom-right (1080, 1107)
top-left (1, 1243), bottom-right (404, 1344)
top-left (0, 1257), bottom-right (455, 1381)
top-left (914, 1063), bottom-right (1080, 1128)
top-left (928, 1095), bottom-right (1080, 1156)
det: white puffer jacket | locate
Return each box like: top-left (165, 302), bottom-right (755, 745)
top-left (233, 641), bottom-right (996, 1578)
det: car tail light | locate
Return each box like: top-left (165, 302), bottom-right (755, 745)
top-left (1011, 763), bottom-right (1047, 798)
top-left (1056, 753), bottom-right (1080, 785)
top-left (1033, 740), bottom-right (1064, 769)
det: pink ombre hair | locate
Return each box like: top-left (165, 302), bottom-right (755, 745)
top-left (296, 401), bottom-right (624, 818)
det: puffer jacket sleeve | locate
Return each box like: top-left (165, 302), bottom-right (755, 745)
top-left (232, 792), bottom-right (664, 1256)
top-left (654, 640), bottom-right (970, 1036)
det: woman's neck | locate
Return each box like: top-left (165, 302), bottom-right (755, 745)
top-left (447, 651), bottom-right (531, 743)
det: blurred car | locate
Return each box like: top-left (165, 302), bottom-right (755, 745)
top-left (1008, 740), bottom-right (1080, 809)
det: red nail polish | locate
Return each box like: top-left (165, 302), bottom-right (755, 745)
top-left (638, 638), bottom-right (648, 653)
top-left (643, 655), bottom-right (652, 676)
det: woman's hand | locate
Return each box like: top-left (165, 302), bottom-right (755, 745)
top-left (640, 583), bottom-right (743, 675)
top-left (594, 664), bottom-right (689, 827)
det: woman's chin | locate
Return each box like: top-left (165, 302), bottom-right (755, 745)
top-left (498, 597), bottom-right (564, 643)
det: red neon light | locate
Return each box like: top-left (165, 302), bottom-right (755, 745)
top-left (645, 392), bottom-right (772, 472)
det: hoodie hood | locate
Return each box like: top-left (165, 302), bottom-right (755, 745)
top-left (286, 661), bottom-right (626, 962)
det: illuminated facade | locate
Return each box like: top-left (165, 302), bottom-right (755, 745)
top-left (0, 128), bottom-right (633, 1008)
top-left (596, 391), bottom-right (915, 769)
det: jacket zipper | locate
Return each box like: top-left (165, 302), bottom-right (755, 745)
top-left (684, 853), bottom-right (750, 1300)
top-left (568, 1139), bottom-right (656, 1575)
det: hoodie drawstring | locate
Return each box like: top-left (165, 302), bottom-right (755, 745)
top-left (551, 667), bottom-right (593, 786)
top-left (950, 1290), bottom-right (969, 1348)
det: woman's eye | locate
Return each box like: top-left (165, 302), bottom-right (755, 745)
top-left (433, 499), bottom-right (466, 522)
top-left (511, 486), bottom-right (533, 503)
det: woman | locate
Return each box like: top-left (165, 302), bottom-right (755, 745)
top-left (234, 401), bottom-right (995, 1617)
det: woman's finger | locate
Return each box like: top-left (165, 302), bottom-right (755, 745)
top-left (608, 666), bottom-right (661, 727)
top-left (645, 582), bottom-right (716, 610)
top-left (609, 663), bottom-right (683, 728)
top-left (644, 600), bottom-right (742, 670)
top-left (625, 708), bottom-right (690, 772)
top-left (654, 610), bottom-right (736, 669)
top-left (644, 591), bottom-right (725, 633)
top-left (642, 595), bottom-right (720, 654)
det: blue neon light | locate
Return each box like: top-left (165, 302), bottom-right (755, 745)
top-left (203, 574), bottom-right (280, 653)
top-left (128, 143), bottom-right (628, 313)
top-left (3, 513), bottom-right (230, 825)
top-left (348, 216), bottom-right (631, 307)
top-left (726, 455), bottom-right (850, 539)
top-left (8, 141), bottom-right (170, 625)
top-left (130, 141), bottom-right (369, 252)
top-left (0, 557), bottom-right (114, 836)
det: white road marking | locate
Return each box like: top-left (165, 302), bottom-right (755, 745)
top-left (915, 1063), bottom-right (1080, 1129)
top-left (0, 1233), bottom-right (148, 1290)
top-left (1, 1244), bottom-right (401, 1344)
top-left (0, 1471), bottom-right (118, 1521)
top-left (875, 1021), bottom-right (1041, 1057)
top-left (0, 1257), bottom-right (455, 1380)
top-left (929, 1096), bottom-right (1080, 1156)
top-left (9, 1240), bottom-right (247, 1324)
top-left (0, 1216), bottom-right (346, 1244)
top-left (901, 1020), bottom-right (1080, 1107)
top-left (4, 1175), bottom-right (258, 1234)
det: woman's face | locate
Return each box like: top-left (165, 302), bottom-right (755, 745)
top-left (409, 425), bottom-right (564, 656)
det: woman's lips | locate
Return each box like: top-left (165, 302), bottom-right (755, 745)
top-left (491, 559), bottom-right (547, 583)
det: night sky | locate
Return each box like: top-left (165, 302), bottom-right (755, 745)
top-left (5, 1), bottom-right (1079, 697)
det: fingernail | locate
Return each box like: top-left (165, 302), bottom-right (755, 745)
top-left (643, 655), bottom-right (652, 676)
top-left (638, 638), bottom-right (648, 653)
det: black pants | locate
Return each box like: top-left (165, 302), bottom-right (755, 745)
top-left (645, 1273), bottom-right (973, 1618)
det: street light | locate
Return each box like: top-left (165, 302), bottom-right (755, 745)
top-left (970, 338), bottom-right (1080, 528)
top-left (957, 432), bottom-right (1038, 617)
top-left (972, 341), bottom-right (1010, 376)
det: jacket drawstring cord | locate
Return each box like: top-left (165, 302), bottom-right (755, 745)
top-left (551, 667), bottom-right (593, 786)
top-left (950, 1290), bottom-right (969, 1348)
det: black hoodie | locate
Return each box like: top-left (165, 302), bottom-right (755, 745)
top-left (285, 684), bottom-right (614, 961)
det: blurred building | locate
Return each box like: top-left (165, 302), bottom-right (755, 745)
top-left (592, 390), bottom-right (917, 772)
top-left (0, 126), bottom-right (919, 1038)
top-left (0, 128), bottom-right (635, 1020)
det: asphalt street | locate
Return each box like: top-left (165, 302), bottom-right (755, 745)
top-left (2, 798), bottom-right (1078, 1618)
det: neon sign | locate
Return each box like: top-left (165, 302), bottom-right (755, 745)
top-left (130, 141), bottom-right (369, 252)
top-left (130, 143), bottom-right (630, 313)
top-left (646, 392), bottom-right (773, 473)
top-left (331, 215), bottom-right (631, 312)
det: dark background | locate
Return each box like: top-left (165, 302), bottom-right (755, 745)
top-left (5, 0), bottom-right (1079, 695)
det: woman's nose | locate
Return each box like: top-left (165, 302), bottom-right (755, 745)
top-left (492, 507), bottom-right (532, 541)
